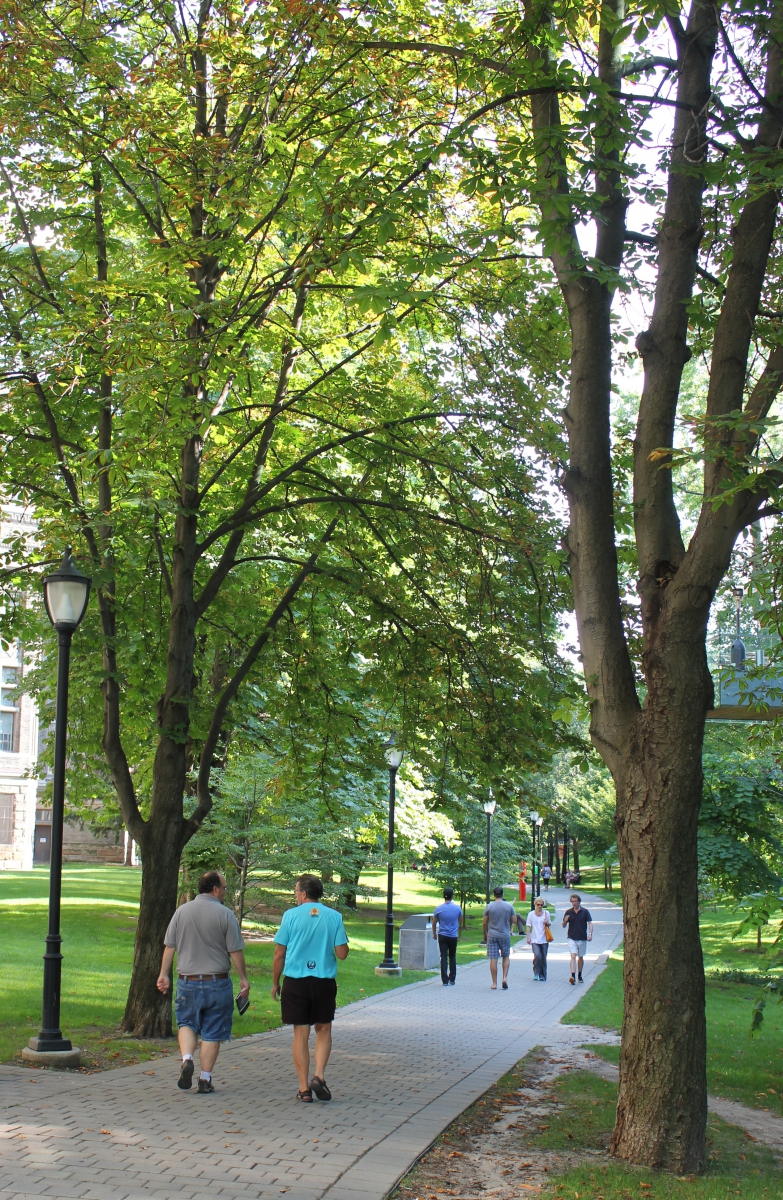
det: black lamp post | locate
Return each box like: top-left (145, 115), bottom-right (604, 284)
top-left (376, 735), bottom-right (403, 976)
top-left (483, 795), bottom-right (496, 903)
top-left (529, 810), bottom-right (539, 909)
top-left (536, 815), bottom-right (544, 899)
top-left (27, 549), bottom-right (90, 1059)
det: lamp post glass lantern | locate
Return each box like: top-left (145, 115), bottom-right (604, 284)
top-left (28, 549), bottom-right (90, 1060)
top-left (483, 795), bottom-right (496, 903)
top-left (376, 735), bottom-right (403, 975)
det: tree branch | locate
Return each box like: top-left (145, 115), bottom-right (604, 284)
top-left (0, 163), bottom-right (63, 314)
top-left (190, 515), bottom-right (340, 828)
top-left (633, 0), bottom-right (718, 598)
top-left (94, 170), bottom-right (144, 840)
top-left (194, 284), bottom-right (308, 617)
top-left (620, 56), bottom-right (679, 78)
top-left (526, 0), bottom-right (638, 764)
top-left (675, 0), bottom-right (783, 603)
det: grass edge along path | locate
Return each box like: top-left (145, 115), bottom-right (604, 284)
top-left (562, 948), bottom-right (783, 1118)
top-left (0, 864), bottom-right (519, 1070)
top-left (389, 1047), bottom-right (781, 1200)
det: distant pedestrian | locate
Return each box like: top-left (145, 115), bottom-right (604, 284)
top-left (157, 870), bottom-right (250, 1094)
top-left (483, 885), bottom-right (517, 990)
top-left (525, 897), bottom-right (552, 981)
top-left (432, 887), bottom-right (462, 986)
top-left (541, 864), bottom-right (552, 891)
top-left (272, 874), bottom-right (349, 1103)
top-left (562, 893), bottom-right (593, 985)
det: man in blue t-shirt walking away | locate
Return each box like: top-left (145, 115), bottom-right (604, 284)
top-left (432, 887), bottom-right (463, 986)
top-left (272, 874), bottom-right (349, 1103)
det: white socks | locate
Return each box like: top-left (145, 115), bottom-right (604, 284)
top-left (181, 1053), bottom-right (210, 1081)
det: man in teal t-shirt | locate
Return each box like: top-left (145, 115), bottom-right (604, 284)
top-left (272, 874), bottom-right (349, 1103)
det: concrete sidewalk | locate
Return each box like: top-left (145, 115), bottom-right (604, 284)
top-left (0, 889), bottom-right (623, 1200)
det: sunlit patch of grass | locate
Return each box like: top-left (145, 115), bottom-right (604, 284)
top-left (1, 865), bottom-right (492, 1065)
top-left (563, 934), bottom-right (783, 1115)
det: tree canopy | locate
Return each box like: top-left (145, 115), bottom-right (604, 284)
top-left (0, 0), bottom-right (572, 1035)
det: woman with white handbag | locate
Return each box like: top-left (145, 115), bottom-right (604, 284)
top-left (524, 897), bottom-right (553, 981)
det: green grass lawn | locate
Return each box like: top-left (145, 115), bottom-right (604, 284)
top-left (534, 1069), bottom-right (782, 1200)
top-left (0, 865), bottom-right (518, 1068)
top-left (564, 903), bottom-right (783, 1116)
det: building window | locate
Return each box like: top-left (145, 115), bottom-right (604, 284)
top-left (35, 808), bottom-right (52, 824)
top-left (0, 712), bottom-right (14, 753)
top-left (0, 793), bottom-right (14, 844)
top-left (0, 666), bottom-right (19, 753)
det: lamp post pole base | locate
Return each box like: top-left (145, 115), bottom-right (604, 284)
top-left (374, 964), bottom-right (403, 977)
top-left (22, 1044), bottom-right (82, 1069)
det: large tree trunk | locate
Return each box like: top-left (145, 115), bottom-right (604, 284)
top-left (121, 812), bottom-right (186, 1036)
top-left (610, 618), bottom-right (711, 1168)
top-left (524, 0), bottom-right (724, 1170)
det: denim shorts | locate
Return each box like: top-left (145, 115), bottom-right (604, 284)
top-left (567, 938), bottom-right (587, 957)
top-left (486, 937), bottom-right (510, 959)
top-left (175, 976), bottom-right (234, 1042)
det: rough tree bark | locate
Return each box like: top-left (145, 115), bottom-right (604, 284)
top-left (527, 0), bottom-right (783, 1172)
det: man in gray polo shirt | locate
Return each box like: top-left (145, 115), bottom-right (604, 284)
top-left (482, 885), bottom-right (517, 990)
top-left (157, 870), bottom-right (249, 1093)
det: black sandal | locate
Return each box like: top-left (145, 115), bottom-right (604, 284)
top-left (310, 1076), bottom-right (332, 1101)
top-left (296, 1089), bottom-right (313, 1102)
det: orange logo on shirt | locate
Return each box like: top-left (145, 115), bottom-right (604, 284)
top-left (310, 907), bottom-right (320, 916)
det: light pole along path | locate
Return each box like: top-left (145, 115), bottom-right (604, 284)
top-left (0, 889), bottom-right (623, 1200)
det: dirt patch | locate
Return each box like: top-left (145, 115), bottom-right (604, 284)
top-left (14, 1028), bottom-right (178, 1074)
top-left (390, 1044), bottom-right (614, 1200)
top-left (390, 1038), bottom-right (783, 1200)
top-left (582, 1052), bottom-right (783, 1154)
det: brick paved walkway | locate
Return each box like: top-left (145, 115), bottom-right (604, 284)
top-left (0, 889), bottom-right (622, 1200)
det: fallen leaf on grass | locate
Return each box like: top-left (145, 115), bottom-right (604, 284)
top-left (448, 1151), bottom-right (464, 1158)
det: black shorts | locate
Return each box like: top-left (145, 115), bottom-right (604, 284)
top-left (281, 975), bottom-right (338, 1026)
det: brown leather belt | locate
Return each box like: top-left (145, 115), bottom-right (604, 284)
top-left (178, 973), bottom-right (229, 980)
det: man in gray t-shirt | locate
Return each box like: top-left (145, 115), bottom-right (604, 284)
top-left (482, 886), bottom-right (517, 990)
top-left (157, 870), bottom-right (249, 1094)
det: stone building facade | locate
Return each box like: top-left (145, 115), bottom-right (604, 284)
top-left (0, 505), bottom-right (42, 870)
top-left (0, 503), bottom-right (125, 869)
